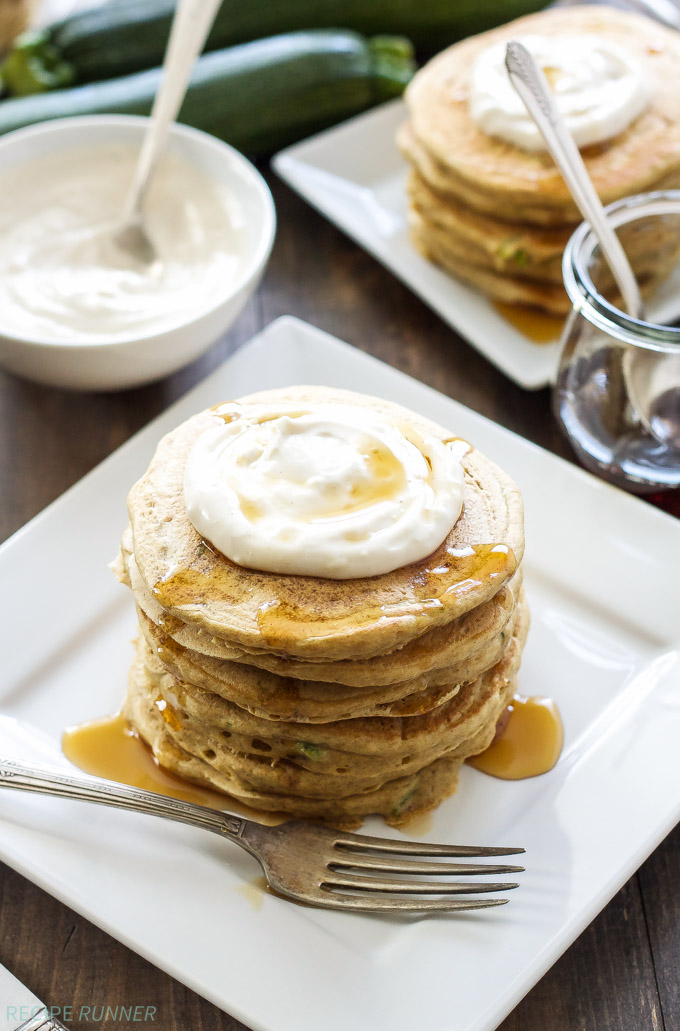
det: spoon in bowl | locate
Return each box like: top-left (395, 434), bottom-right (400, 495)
top-left (114, 0), bottom-right (223, 269)
top-left (505, 40), bottom-right (680, 448)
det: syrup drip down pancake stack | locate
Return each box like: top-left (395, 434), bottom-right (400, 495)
top-left (113, 386), bottom-right (527, 828)
top-left (398, 5), bottom-right (680, 314)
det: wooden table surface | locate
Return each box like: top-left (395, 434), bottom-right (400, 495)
top-left (0, 172), bottom-right (678, 1031)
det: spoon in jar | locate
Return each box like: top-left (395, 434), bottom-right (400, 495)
top-left (114, 0), bottom-right (223, 269)
top-left (505, 40), bottom-right (680, 448)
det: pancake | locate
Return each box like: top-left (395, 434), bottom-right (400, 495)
top-left (129, 641), bottom-right (519, 792)
top-left (403, 6), bottom-right (680, 224)
top-left (409, 209), bottom-right (680, 315)
top-left (137, 598), bottom-right (522, 722)
top-left (407, 170), bottom-right (680, 286)
top-left (117, 525), bottom-right (522, 688)
top-left (408, 169), bottom-right (569, 283)
top-left (126, 386), bottom-right (524, 661)
top-left (409, 211), bottom-right (573, 313)
top-left (124, 599), bottom-right (525, 825)
top-left (135, 596), bottom-right (527, 764)
top-left (399, 120), bottom-right (680, 227)
top-left (126, 673), bottom-right (467, 828)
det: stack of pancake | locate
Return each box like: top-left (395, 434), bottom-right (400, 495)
top-left (113, 386), bottom-right (527, 828)
top-left (398, 5), bottom-right (680, 314)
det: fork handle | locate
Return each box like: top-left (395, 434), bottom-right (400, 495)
top-left (0, 757), bottom-right (251, 845)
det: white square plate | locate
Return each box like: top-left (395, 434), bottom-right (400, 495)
top-left (273, 101), bottom-right (563, 390)
top-left (1, 317), bottom-right (679, 1031)
top-left (273, 102), bottom-right (680, 391)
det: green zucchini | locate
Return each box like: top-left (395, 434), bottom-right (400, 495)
top-left (0, 31), bottom-right (75, 96)
top-left (2, 0), bottom-right (547, 96)
top-left (295, 742), bottom-right (327, 761)
top-left (0, 31), bottom-right (415, 155)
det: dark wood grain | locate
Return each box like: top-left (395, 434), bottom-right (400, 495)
top-left (0, 173), bottom-right (677, 1031)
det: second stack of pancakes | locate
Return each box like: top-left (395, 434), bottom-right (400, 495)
top-left (398, 5), bottom-right (680, 314)
top-left (113, 386), bottom-right (527, 828)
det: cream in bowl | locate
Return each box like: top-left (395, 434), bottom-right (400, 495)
top-left (0, 116), bottom-right (275, 391)
top-left (0, 143), bottom-right (248, 342)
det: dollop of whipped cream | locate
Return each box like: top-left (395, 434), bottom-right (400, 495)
top-left (469, 34), bottom-right (651, 151)
top-left (184, 401), bottom-right (465, 579)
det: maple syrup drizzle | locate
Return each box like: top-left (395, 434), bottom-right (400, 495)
top-left (157, 609), bottom-right (184, 635)
top-left (315, 437), bottom-right (408, 520)
top-left (236, 875), bottom-right (268, 911)
top-left (401, 812), bottom-right (434, 837)
top-left (468, 694), bottom-right (564, 780)
top-left (239, 498), bottom-right (264, 523)
top-left (151, 541), bottom-right (516, 655)
top-left (412, 543), bottom-right (516, 605)
top-left (493, 301), bottom-right (565, 344)
top-left (62, 712), bottom-right (285, 824)
top-left (211, 406), bottom-right (240, 423)
top-left (151, 560), bottom-right (229, 608)
top-left (253, 543), bottom-right (517, 643)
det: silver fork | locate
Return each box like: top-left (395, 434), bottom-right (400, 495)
top-left (0, 758), bottom-right (524, 914)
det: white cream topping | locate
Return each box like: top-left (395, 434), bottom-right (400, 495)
top-left (469, 34), bottom-right (651, 151)
top-left (184, 401), bottom-right (466, 579)
top-left (0, 143), bottom-right (246, 342)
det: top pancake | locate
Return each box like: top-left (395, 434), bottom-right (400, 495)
top-left (404, 5), bottom-right (680, 224)
top-left (126, 386), bottom-right (524, 662)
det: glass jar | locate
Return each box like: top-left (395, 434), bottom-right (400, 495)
top-left (554, 191), bottom-right (680, 493)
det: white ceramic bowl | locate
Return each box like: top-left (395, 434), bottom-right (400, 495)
top-left (0, 116), bottom-right (276, 391)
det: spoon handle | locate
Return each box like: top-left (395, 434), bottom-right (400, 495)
top-left (505, 41), bottom-right (643, 318)
top-left (123, 0), bottom-right (223, 223)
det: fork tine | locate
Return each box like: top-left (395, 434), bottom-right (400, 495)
top-left (330, 853), bottom-right (524, 876)
top-left (313, 893), bottom-right (510, 913)
top-left (325, 872), bottom-right (519, 895)
top-left (333, 832), bottom-right (525, 858)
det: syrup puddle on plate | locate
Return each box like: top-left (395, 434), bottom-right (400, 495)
top-left (62, 712), bottom-right (285, 824)
top-left (494, 302), bottom-right (564, 344)
top-left (468, 694), bottom-right (564, 779)
top-left (237, 875), bottom-right (268, 912)
top-left (401, 812), bottom-right (434, 838)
